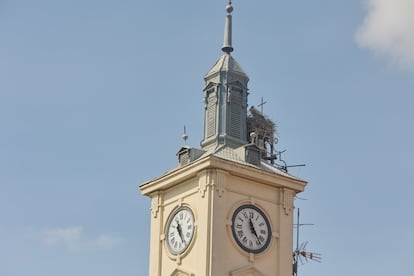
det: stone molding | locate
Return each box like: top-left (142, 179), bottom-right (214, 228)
top-left (171, 268), bottom-right (194, 276)
top-left (281, 188), bottom-right (294, 216)
top-left (151, 191), bottom-right (162, 219)
top-left (198, 169), bottom-right (228, 198)
top-left (230, 265), bottom-right (264, 276)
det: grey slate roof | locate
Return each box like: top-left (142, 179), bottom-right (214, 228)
top-left (201, 145), bottom-right (303, 181)
top-left (141, 145), bottom-right (304, 188)
top-left (205, 53), bottom-right (248, 78)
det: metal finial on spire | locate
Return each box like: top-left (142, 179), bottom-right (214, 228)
top-left (182, 126), bottom-right (188, 146)
top-left (222, 0), bottom-right (234, 53)
top-left (226, 0), bottom-right (233, 12)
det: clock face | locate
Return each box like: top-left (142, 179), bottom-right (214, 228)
top-left (165, 206), bottom-right (195, 255)
top-left (231, 204), bottom-right (271, 254)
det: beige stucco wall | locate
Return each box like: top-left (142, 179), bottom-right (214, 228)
top-left (141, 156), bottom-right (306, 276)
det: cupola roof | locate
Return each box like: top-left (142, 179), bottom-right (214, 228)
top-left (204, 53), bottom-right (248, 79)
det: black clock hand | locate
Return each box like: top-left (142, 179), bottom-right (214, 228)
top-left (249, 219), bottom-right (261, 245)
top-left (176, 221), bottom-right (185, 244)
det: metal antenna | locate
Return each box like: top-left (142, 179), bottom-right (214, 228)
top-left (292, 208), bottom-right (321, 276)
top-left (274, 149), bottom-right (306, 173)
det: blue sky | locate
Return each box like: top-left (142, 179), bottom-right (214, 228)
top-left (1, 0), bottom-right (414, 275)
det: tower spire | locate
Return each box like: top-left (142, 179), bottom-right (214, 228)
top-left (202, 0), bottom-right (249, 150)
top-left (222, 0), bottom-right (234, 53)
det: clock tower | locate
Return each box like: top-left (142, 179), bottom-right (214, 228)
top-left (140, 2), bottom-right (307, 275)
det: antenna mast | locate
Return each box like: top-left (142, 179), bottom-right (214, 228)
top-left (292, 208), bottom-right (321, 276)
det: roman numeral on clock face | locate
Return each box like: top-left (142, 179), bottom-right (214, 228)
top-left (166, 207), bottom-right (195, 255)
top-left (231, 204), bottom-right (271, 254)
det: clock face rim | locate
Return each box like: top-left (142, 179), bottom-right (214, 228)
top-left (165, 206), bottom-right (195, 256)
top-left (231, 204), bottom-right (272, 254)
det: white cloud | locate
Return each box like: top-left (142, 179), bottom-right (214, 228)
top-left (43, 226), bottom-right (123, 250)
top-left (93, 234), bottom-right (124, 249)
top-left (43, 226), bottom-right (83, 249)
top-left (355, 0), bottom-right (414, 70)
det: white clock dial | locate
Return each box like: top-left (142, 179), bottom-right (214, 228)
top-left (231, 204), bottom-right (271, 253)
top-left (165, 207), bottom-right (195, 255)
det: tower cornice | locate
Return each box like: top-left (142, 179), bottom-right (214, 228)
top-left (140, 155), bottom-right (307, 196)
